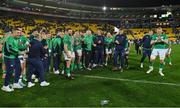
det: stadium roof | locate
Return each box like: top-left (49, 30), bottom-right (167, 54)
top-left (5, 0), bottom-right (180, 8)
top-left (1, 0), bottom-right (179, 21)
top-left (64, 0), bottom-right (180, 7)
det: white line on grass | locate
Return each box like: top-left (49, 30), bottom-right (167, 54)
top-left (77, 75), bottom-right (180, 87)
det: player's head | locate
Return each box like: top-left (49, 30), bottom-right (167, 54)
top-left (156, 27), bottom-right (163, 34)
top-left (107, 32), bottom-right (112, 37)
top-left (64, 29), bottom-right (68, 35)
top-left (148, 29), bottom-right (154, 35)
top-left (97, 30), bottom-right (102, 35)
top-left (68, 29), bottom-right (73, 36)
top-left (56, 30), bottom-right (61, 36)
top-left (47, 32), bottom-right (51, 38)
top-left (31, 28), bottom-right (39, 37)
top-left (79, 30), bottom-right (84, 36)
top-left (12, 28), bottom-right (21, 38)
top-left (119, 29), bottom-right (124, 35)
top-left (86, 30), bottom-right (91, 35)
top-left (16, 26), bottom-right (24, 36)
top-left (74, 31), bottom-right (80, 37)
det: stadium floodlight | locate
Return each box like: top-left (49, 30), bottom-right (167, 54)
top-left (154, 15), bottom-right (157, 18)
top-left (102, 6), bottom-right (107, 11)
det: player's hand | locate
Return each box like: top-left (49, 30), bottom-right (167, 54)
top-left (0, 53), bottom-right (2, 58)
top-left (139, 47), bottom-right (142, 50)
top-left (54, 53), bottom-right (57, 56)
top-left (98, 40), bottom-right (101, 44)
top-left (19, 51), bottom-right (25, 55)
top-left (115, 40), bottom-right (120, 44)
top-left (67, 53), bottom-right (71, 58)
top-left (157, 37), bottom-right (162, 42)
top-left (44, 46), bottom-right (48, 49)
top-left (23, 54), bottom-right (28, 58)
top-left (45, 54), bottom-right (48, 57)
top-left (94, 44), bottom-right (96, 47)
top-left (75, 42), bottom-right (79, 45)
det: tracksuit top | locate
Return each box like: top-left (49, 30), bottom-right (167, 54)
top-left (140, 35), bottom-right (152, 50)
top-left (114, 34), bottom-right (128, 49)
top-left (52, 35), bottom-right (63, 53)
top-left (3, 36), bottom-right (19, 59)
top-left (94, 35), bottom-right (105, 50)
top-left (28, 38), bottom-right (44, 59)
top-left (41, 39), bottom-right (48, 59)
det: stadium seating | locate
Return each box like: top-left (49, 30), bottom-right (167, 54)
top-left (0, 17), bottom-right (179, 40)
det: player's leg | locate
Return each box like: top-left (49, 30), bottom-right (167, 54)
top-left (70, 52), bottom-right (75, 73)
top-left (27, 58), bottom-right (35, 88)
top-left (81, 50), bottom-right (85, 68)
top-left (22, 60), bottom-right (27, 81)
top-left (64, 51), bottom-right (73, 79)
top-left (2, 61), bottom-right (6, 79)
top-left (61, 60), bottom-right (66, 75)
top-left (43, 58), bottom-right (48, 73)
top-left (158, 49), bottom-right (166, 76)
top-left (147, 50), bottom-right (152, 63)
top-left (34, 58), bottom-right (50, 86)
top-left (100, 49), bottom-right (104, 66)
top-left (147, 49), bottom-right (157, 74)
top-left (139, 46), bottom-right (142, 55)
top-left (18, 59), bottom-right (26, 87)
top-left (76, 50), bottom-right (82, 69)
top-left (61, 51), bottom-right (65, 75)
top-left (65, 60), bottom-right (71, 78)
top-left (140, 49), bottom-right (147, 68)
top-left (105, 49), bottom-right (109, 66)
top-left (13, 58), bottom-right (23, 89)
top-left (165, 48), bottom-right (172, 65)
top-left (85, 51), bottom-right (92, 70)
top-left (1, 58), bottom-right (15, 92)
top-left (47, 52), bottom-right (52, 72)
top-left (93, 50), bottom-right (98, 67)
top-left (124, 49), bottom-right (129, 69)
top-left (125, 54), bottom-right (129, 68)
top-left (112, 48), bottom-right (119, 71)
top-left (84, 51), bottom-right (88, 68)
top-left (53, 54), bottom-right (60, 74)
top-left (120, 49), bottom-right (125, 72)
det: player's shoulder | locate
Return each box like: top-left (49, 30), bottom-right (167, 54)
top-left (162, 34), bottom-right (168, 37)
top-left (151, 34), bottom-right (158, 38)
top-left (6, 35), bottom-right (13, 40)
top-left (151, 34), bottom-right (157, 37)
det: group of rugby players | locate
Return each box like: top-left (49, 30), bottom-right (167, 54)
top-left (0, 26), bottom-right (172, 92)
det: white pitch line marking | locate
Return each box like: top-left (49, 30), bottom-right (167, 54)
top-left (77, 75), bottom-right (180, 87)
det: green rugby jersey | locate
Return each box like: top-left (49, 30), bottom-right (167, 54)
top-left (63, 34), bottom-right (73, 51)
top-left (84, 34), bottom-right (94, 51)
top-left (151, 34), bottom-right (168, 49)
top-left (46, 38), bottom-right (53, 50)
top-left (18, 35), bottom-right (29, 51)
top-left (105, 37), bottom-right (113, 49)
top-left (74, 36), bottom-right (82, 51)
top-left (52, 36), bottom-right (62, 53)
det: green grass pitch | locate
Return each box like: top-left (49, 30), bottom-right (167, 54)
top-left (0, 45), bottom-right (180, 107)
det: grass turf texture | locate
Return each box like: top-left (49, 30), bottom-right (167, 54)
top-left (0, 45), bottom-right (180, 107)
